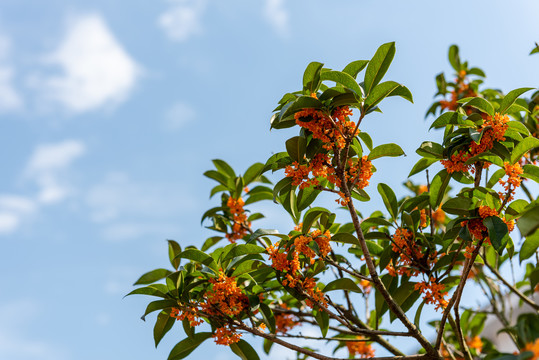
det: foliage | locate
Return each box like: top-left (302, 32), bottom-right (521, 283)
top-left (129, 43), bottom-right (539, 360)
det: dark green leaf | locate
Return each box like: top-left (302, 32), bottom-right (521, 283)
top-left (332, 232), bottom-right (360, 246)
top-left (230, 339), bottom-right (260, 360)
top-left (168, 332), bottom-right (212, 360)
top-left (323, 278), bottom-right (362, 293)
top-left (460, 97), bottom-right (494, 116)
top-left (517, 205), bottom-right (539, 237)
top-left (168, 240), bottom-right (182, 270)
top-left (212, 159), bottom-right (236, 178)
top-left (223, 244), bottom-right (266, 262)
top-left (259, 303), bottom-right (276, 333)
top-left (448, 45), bottom-right (460, 71)
top-left (314, 309), bottom-right (330, 337)
top-left (142, 300), bottom-right (178, 321)
top-left (483, 216), bottom-right (509, 254)
top-left (243, 163), bottom-right (265, 184)
top-left (175, 249), bottom-right (218, 272)
top-left (154, 311), bottom-right (176, 347)
top-left (364, 81), bottom-right (400, 110)
top-left (285, 136), bottom-right (307, 163)
top-left (429, 169), bottom-right (450, 208)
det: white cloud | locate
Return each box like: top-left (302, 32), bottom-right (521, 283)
top-left (164, 101), bottom-right (196, 130)
top-left (0, 34), bottom-right (23, 111)
top-left (158, 0), bottom-right (206, 42)
top-left (264, 0), bottom-right (289, 36)
top-left (39, 14), bottom-right (140, 113)
top-left (0, 195), bottom-right (36, 234)
top-left (25, 140), bottom-right (86, 204)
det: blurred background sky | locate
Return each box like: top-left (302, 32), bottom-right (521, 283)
top-left (1, 0), bottom-right (539, 359)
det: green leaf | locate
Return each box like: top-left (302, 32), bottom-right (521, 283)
top-left (302, 207), bottom-right (330, 233)
top-left (388, 84), bottom-right (413, 103)
top-left (378, 183), bottom-right (398, 219)
top-left (517, 205), bottom-right (539, 237)
top-left (134, 269), bottom-right (173, 285)
top-left (154, 311), bottom-right (176, 347)
top-left (332, 232), bottom-right (360, 246)
top-left (416, 141), bottom-right (443, 159)
top-left (212, 159), bottom-right (236, 178)
top-left (141, 300), bottom-right (179, 321)
top-left (168, 240), bottom-right (182, 270)
top-left (364, 81), bottom-right (400, 110)
top-left (522, 164), bottom-right (539, 183)
top-left (519, 230), bottom-right (539, 263)
top-left (358, 132), bottom-right (373, 151)
top-left (230, 339), bottom-right (260, 360)
top-left (175, 249), bottom-right (218, 272)
top-left (263, 152), bottom-right (292, 173)
top-left (259, 303), bottom-right (276, 333)
top-left (368, 143), bottom-right (405, 160)
top-left (285, 136), bottom-right (307, 163)
top-left (483, 216), bottom-right (509, 254)
top-left (409, 157), bottom-right (438, 177)
top-left (441, 197), bottom-right (473, 215)
top-left (508, 121), bottom-right (531, 136)
top-left (429, 169), bottom-right (450, 209)
top-left (511, 137), bottom-right (539, 164)
top-left (223, 244), bottom-right (266, 262)
top-left (323, 278), bottom-right (362, 293)
top-left (248, 228), bottom-right (288, 243)
top-left (531, 44), bottom-right (539, 55)
top-left (280, 96), bottom-right (323, 120)
top-left (430, 111), bottom-right (463, 130)
top-left (203, 170), bottom-right (229, 187)
top-left (448, 45), bottom-right (460, 71)
top-left (414, 300), bottom-right (426, 329)
top-left (460, 97), bottom-right (494, 116)
top-left (364, 42), bottom-right (396, 94)
top-left (243, 163), bottom-right (265, 185)
top-left (303, 62), bottom-right (324, 93)
top-left (498, 88), bottom-right (535, 115)
top-left (125, 285), bottom-right (168, 298)
top-left (319, 70), bottom-right (364, 97)
top-left (168, 332), bottom-right (212, 360)
top-left (342, 60), bottom-right (369, 79)
top-left (314, 309), bottom-right (329, 337)
top-left (273, 177), bottom-right (292, 202)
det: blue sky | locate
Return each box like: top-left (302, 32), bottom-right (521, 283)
top-left (1, 1), bottom-right (539, 359)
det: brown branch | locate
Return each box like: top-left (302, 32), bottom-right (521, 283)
top-left (483, 255), bottom-right (539, 311)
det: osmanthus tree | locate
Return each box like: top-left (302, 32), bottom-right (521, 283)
top-left (129, 42), bottom-right (539, 360)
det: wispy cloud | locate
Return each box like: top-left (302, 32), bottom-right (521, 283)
top-left (25, 140), bottom-right (86, 204)
top-left (158, 0), bottom-right (206, 42)
top-left (164, 101), bottom-right (196, 130)
top-left (264, 0), bottom-right (289, 36)
top-left (0, 33), bottom-right (23, 111)
top-left (0, 140), bottom-right (85, 235)
top-left (36, 14), bottom-right (140, 113)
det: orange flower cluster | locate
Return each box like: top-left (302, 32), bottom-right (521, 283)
top-left (266, 230), bottom-right (331, 308)
top-left (462, 206), bottom-right (514, 245)
top-left (415, 277), bottom-right (449, 311)
top-left (359, 279), bottom-right (372, 295)
top-left (213, 325), bottom-right (242, 346)
top-left (439, 70), bottom-right (477, 112)
top-left (420, 209), bottom-right (428, 228)
top-left (441, 113), bottom-right (509, 174)
top-left (432, 207), bottom-right (446, 225)
top-left (467, 336), bottom-right (483, 353)
top-left (294, 106), bottom-right (358, 150)
top-left (202, 272), bottom-right (248, 318)
top-left (170, 304), bottom-right (203, 326)
top-left (226, 196), bottom-right (251, 243)
top-left (285, 153), bottom-right (339, 190)
top-left (521, 338), bottom-right (539, 360)
top-left (346, 336), bottom-right (375, 358)
top-left (274, 304), bottom-right (300, 334)
top-left (284, 154), bottom-right (373, 206)
top-left (388, 228), bottom-right (428, 277)
top-left (498, 162), bottom-right (523, 201)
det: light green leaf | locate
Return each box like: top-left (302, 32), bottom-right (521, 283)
top-left (378, 183), bottom-right (398, 219)
top-left (498, 88), bottom-right (535, 115)
top-left (303, 62), bottom-right (324, 93)
top-left (511, 137), bottom-right (539, 164)
top-left (134, 269), bottom-right (173, 285)
top-left (408, 158), bottom-right (438, 177)
top-left (367, 143), bottom-right (405, 160)
top-left (520, 230), bottom-right (539, 263)
top-left (364, 42), bottom-right (396, 94)
top-left (320, 70), bottom-right (364, 97)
